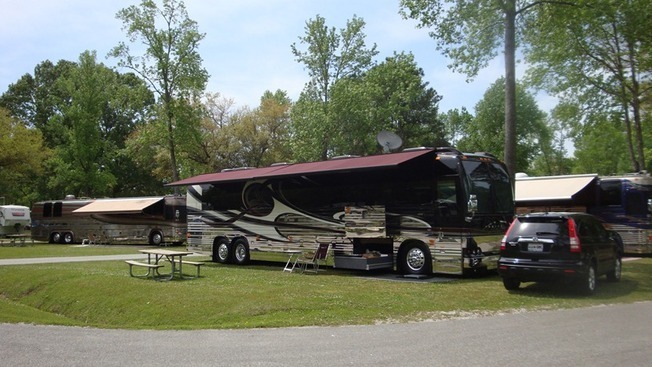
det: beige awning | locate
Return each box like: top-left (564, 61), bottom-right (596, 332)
top-left (515, 174), bottom-right (597, 202)
top-left (73, 197), bottom-right (164, 214)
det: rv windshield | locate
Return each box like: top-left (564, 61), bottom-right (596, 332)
top-left (462, 160), bottom-right (512, 214)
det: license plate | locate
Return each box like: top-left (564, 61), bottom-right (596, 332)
top-left (528, 243), bottom-right (544, 252)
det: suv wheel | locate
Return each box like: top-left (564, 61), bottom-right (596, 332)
top-left (502, 277), bottom-right (521, 291)
top-left (606, 257), bottom-right (622, 282)
top-left (578, 263), bottom-right (597, 295)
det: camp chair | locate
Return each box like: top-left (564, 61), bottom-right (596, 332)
top-left (296, 243), bottom-right (330, 274)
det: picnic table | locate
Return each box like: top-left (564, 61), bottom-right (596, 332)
top-left (126, 249), bottom-right (199, 280)
top-left (4, 234), bottom-right (32, 246)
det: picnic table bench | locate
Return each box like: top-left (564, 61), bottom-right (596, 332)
top-left (125, 260), bottom-right (164, 279)
top-left (166, 259), bottom-right (205, 278)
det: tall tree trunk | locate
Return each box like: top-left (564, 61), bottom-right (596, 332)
top-left (504, 2), bottom-right (517, 182)
top-left (165, 98), bottom-right (180, 195)
top-left (628, 42), bottom-right (646, 171)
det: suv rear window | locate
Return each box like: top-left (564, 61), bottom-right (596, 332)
top-left (508, 217), bottom-right (569, 238)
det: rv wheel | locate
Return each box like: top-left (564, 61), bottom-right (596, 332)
top-left (213, 238), bottom-right (231, 263)
top-left (149, 231), bottom-right (164, 246)
top-left (51, 232), bottom-right (61, 244)
top-left (398, 242), bottom-right (432, 275)
top-left (231, 238), bottom-right (250, 265)
top-left (63, 232), bottom-right (74, 244)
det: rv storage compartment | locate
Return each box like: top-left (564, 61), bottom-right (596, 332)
top-left (333, 254), bottom-right (393, 271)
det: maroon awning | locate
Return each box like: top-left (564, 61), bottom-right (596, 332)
top-left (167, 149), bottom-right (434, 186)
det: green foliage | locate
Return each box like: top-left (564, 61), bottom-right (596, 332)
top-left (457, 77), bottom-right (550, 172)
top-left (0, 108), bottom-right (50, 205)
top-left (573, 117), bottom-right (631, 175)
top-left (400, 0), bottom-right (508, 79)
top-left (439, 107), bottom-right (473, 147)
top-left (291, 14), bottom-right (378, 104)
top-left (48, 51), bottom-right (118, 197)
top-left (291, 41), bottom-right (443, 160)
top-left (328, 52), bottom-right (444, 155)
top-left (0, 60), bottom-right (76, 147)
top-left (0, 51), bottom-right (161, 200)
top-left (289, 96), bottom-right (330, 162)
top-left (1, 245), bottom-right (651, 329)
top-left (525, 0), bottom-right (651, 171)
top-left (111, 0), bottom-right (209, 184)
top-left (184, 90), bottom-right (293, 173)
top-left (290, 14), bottom-right (378, 160)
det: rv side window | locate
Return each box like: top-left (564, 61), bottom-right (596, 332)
top-left (599, 181), bottom-right (622, 206)
top-left (53, 202), bottom-right (63, 217)
top-left (436, 179), bottom-right (458, 217)
top-left (43, 202), bottom-right (52, 217)
top-left (626, 191), bottom-right (648, 215)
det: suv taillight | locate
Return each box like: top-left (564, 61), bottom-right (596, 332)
top-left (501, 219), bottom-right (517, 251)
top-left (568, 218), bottom-right (581, 252)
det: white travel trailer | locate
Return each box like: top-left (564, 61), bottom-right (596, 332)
top-left (0, 205), bottom-right (31, 236)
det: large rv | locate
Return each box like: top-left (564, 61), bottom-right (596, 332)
top-left (169, 148), bottom-right (514, 276)
top-left (515, 172), bottom-right (652, 254)
top-left (31, 196), bottom-right (187, 245)
top-left (0, 205), bottom-right (31, 236)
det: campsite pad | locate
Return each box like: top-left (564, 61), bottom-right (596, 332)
top-left (357, 272), bottom-right (458, 283)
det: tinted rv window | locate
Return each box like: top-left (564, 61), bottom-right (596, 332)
top-left (53, 202), bottom-right (63, 217)
top-left (462, 160), bottom-right (512, 214)
top-left (43, 202), bottom-right (52, 218)
top-left (599, 180), bottom-right (622, 206)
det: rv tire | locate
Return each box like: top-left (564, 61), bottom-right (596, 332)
top-left (149, 231), bottom-right (164, 246)
top-left (398, 241), bottom-right (432, 275)
top-left (213, 238), bottom-right (231, 263)
top-left (231, 238), bottom-right (250, 265)
top-left (51, 232), bottom-right (62, 244)
top-left (63, 232), bottom-right (74, 244)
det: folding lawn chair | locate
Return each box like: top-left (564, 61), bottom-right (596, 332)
top-left (296, 243), bottom-right (330, 274)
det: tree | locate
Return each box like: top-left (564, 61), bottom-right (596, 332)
top-left (1, 55), bottom-right (157, 199)
top-left (186, 90), bottom-right (292, 172)
top-left (290, 14), bottom-right (378, 160)
top-left (110, 0), bottom-right (209, 185)
top-left (47, 51), bottom-right (158, 198)
top-left (327, 52), bottom-right (444, 155)
top-left (399, 0), bottom-right (574, 179)
top-left (0, 60), bottom-right (75, 146)
top-left (439, 107), bottom-right (473, 147)
top-left (0, 107), bottom-right (50, 205)
top-left (573, 117), bottom-right (630, 175)
top-left (457, 77), bottom-right (550, 173)
top-left (525, 0), bottom-right (651, 172)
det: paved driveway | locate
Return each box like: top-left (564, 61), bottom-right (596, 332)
top-left (1, 301), bottom-right (651, 366)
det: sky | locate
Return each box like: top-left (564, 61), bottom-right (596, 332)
top-left (0, 0), bottom-right (556, 115)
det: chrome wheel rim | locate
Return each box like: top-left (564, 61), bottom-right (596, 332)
top-left (218, 243), bottom-right (229, 261)
top-left (151, 233), bottom-right (162, 245)
top-left (234, 243), bottom-right (246, 262)
top-left (406, 247), bottom-right (425, 271)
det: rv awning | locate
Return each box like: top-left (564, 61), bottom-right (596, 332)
top-left (168, 149), bottom-right (435, 186)
top-left (515, 174), bottom-right (598, 202)
top-left (73, 197), bottom-right (164, 214)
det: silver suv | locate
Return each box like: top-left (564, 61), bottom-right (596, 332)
top-left (498, 212), bottom-right (623, 294)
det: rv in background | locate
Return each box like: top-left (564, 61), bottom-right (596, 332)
top-left (0, 205), bottom-right (31, 236)
top-left (30, 196), bottom-right (187, 246)
top-left (515, 172), bottom-right (652, 255)
top-left (169, 147), bottom-right (514, 276)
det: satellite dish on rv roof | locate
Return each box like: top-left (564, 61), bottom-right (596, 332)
top-left (377, 131), bottom-right (403, 153)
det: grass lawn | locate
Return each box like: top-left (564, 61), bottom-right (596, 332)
top-left (1, 245), bottom-right (651, 330)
